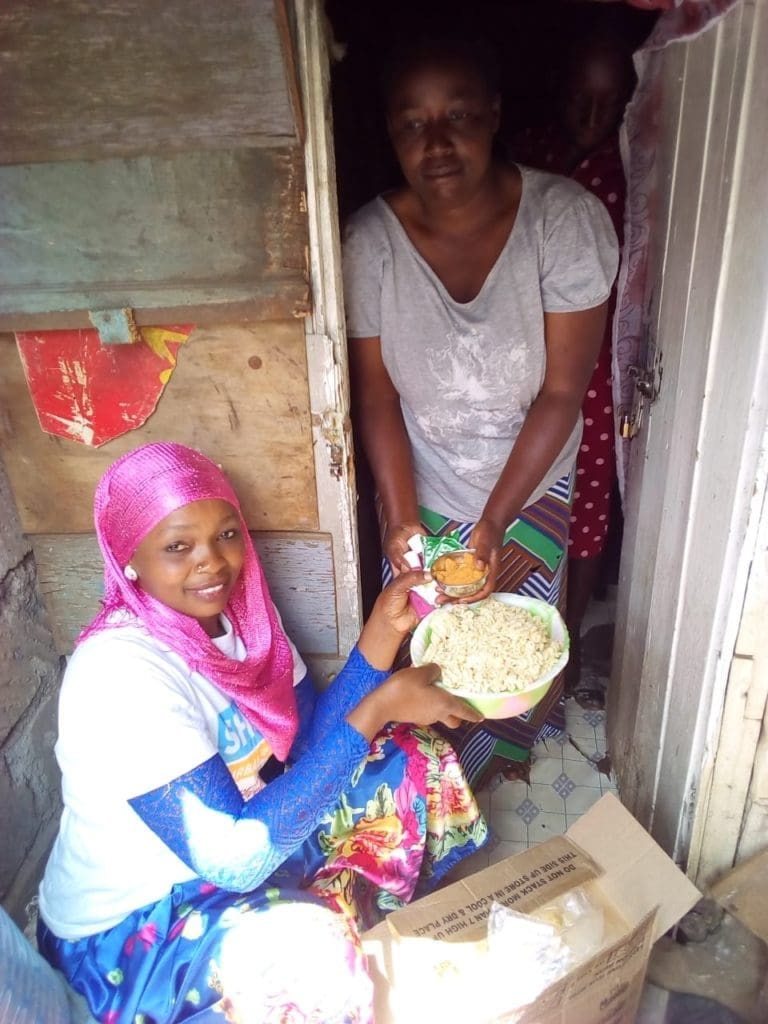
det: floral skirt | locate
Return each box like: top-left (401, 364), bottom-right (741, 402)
top-left (39, 724), bottom-right (487, 1024)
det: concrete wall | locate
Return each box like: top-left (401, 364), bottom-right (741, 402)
top-left (0, 455), bottom-right (62, 927)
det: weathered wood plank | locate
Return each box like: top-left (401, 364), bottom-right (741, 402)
top-left (0, 147), bottom-right (309, 329)
top-left (32, 532), bottom-right (338, 657)
top-left (0, 321), bottom-right (319, 533)
top-left (0, 0), bottom-right (299, 165)
top-left (274, 0), bottom-right (305, 145)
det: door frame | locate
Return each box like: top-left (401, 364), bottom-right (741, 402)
top-left (294, 0), bottom-right (362, 677)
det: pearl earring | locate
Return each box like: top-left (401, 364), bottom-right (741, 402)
top-left (124, 565), bottom-right (138, 582)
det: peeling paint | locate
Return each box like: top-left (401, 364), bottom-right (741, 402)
top-left (42, 412), bottom-right (96, 447)
top-left (15, 324), bottom-right (194, 446)
top-left (318, 406), bottom-right (348, 479)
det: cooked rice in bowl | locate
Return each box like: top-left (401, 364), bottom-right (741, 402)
top-left (412, 595), bottom-right (568, 717)
top-left (422, 599), bottom-right (564, 693)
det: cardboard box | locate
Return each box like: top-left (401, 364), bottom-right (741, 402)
top-left (363, 793), bottom-right (701, 1024)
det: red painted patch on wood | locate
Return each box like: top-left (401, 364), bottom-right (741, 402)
top-left (15, 325), bottom-right (194, 447)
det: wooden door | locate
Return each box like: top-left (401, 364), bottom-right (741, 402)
top-left (0, 0), bottom-right (361, 679)
top-left (610, 0), bottom-right (768, 867)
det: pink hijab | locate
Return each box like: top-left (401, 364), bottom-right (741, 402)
top-left (81, 442), bottom-right (298, 761)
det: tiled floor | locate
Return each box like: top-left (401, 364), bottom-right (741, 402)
top-left (451, 698), bottom-right (617, 879)
top-left (447, 587), bottom-right (619, 879)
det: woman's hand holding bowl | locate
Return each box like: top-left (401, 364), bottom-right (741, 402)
top-left (348, 663), bottom-right (483, 740)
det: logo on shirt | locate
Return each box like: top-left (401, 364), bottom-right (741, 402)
top-left (218, 705), bottom-right (270, 798)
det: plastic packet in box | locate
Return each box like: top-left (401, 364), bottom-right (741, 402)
top-left (486, 886), bottom-right (607, 1009)
top-left (364, 794), bottom-right (702, 1024)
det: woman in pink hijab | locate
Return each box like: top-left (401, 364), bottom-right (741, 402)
top-left (37, 442), bottom-right (487, 1024)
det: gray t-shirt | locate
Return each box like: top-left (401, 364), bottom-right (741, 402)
top-left (342, 165), bottom-right (619, 522)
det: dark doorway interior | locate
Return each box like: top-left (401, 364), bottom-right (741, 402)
top-left (327, 0), bottom-right (657, 622)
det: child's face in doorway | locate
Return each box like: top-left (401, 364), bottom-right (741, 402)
top-left (131, 498), bottom-right (245, 637)
top-left (559, 50), bottom-right (635, 156)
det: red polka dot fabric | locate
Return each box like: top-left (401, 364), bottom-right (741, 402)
top-left (568, 145), bottom-right (623, 559)
top-left (511, 129), bottom-right (625, 560)
top-left (569, 339), bottom-right (616, 558)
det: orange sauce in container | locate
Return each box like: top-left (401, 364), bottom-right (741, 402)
top-left (432, 551), bottom-right (485, 586)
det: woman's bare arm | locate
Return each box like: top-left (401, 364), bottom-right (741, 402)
top-left (465, 302), bottom-right (609, 600)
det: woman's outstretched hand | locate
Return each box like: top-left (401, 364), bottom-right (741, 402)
top-left (347, 663), bottom-right (482, 741)
top-left (357, 569), bottom-right (431, 669)
top-left (466, 517), bottom-right (502, 600)
top-left (374, 568), bottom-right (432, 634)
top-left (436, 517), bottom-right (502, 605)
top-left (383, 521), bottom-right (423, 576)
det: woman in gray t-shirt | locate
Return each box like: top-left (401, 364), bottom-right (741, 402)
top-left (343, 37), bottom-right (618, 789)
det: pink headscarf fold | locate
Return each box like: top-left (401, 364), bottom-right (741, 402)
top-left (81, 442), bottom-right (298, 761)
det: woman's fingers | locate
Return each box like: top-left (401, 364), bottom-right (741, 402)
top-left (384, 522), bottom-right (423, 575)
top-left (385, 664), bottom-right (483, 727)
top-left (394, 661), bottom-right (441, 687)
top-left (440, 704), bottom-right (484, 729)
top-left (385, 568), bottom-right (432, 595)
top-left (455, 573), bottom-right (497, 605)
top-left (469, 519), bottom-right (503, 572)
top-left (372, 569), bottom-right (433, 635)
top-left (442, 714), bottom-right (464, 730)
top-left (442, 696), bottom-right (483, 726)
top-left (353, 638), bottom-right (482, 737)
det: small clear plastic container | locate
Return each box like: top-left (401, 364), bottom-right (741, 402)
top-left (431, 549), bottom-right (488, 598)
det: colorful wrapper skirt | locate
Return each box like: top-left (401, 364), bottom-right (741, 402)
top-left (380, 472), bottom-right (574, 790)
top-left (38, 723), bottom-right (487, 1024)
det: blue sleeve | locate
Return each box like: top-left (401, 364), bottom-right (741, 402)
top-left (129, 719), bottom-right (370, 893)
top-left (290, 644), bottom-right (389, 761)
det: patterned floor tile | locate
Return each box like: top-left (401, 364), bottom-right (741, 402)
top-left (490, 778), bottom-right (528, 812)
top-left (560, 756), bottom-right (602, 788)
top-left (562, 784), bottom-right (607, 817)
top-left (528, 781), bottom-right (568, 815)
top-left (562, 734), bottom-right (600, 761)
top-left (529, 754), bottom-right (567, 787)
top-left (515, 796), bottom-right (542, 826)
top-left (491, 810), bottom-right (529, 843)
top-left (564, 696), bottom-right (585, 721)
top-left (526, 810), bottom-right (568, 845)
top-left (475, 789), bottom-right (492, 817)
top-left (580, 708), bottom-right (606, 729)
top-left (534, 734), bottom-right (569, 755)
top-left (565, 717), bottom-right (601, 742)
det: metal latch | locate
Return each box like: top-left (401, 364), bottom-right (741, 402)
top-left (628, 363), bottom-right (659, 401)
top-left (620, 340), bottom-right (663, 440)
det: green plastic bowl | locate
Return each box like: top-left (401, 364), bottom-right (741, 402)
top-left (410, 593), bottom-right (570, 720)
